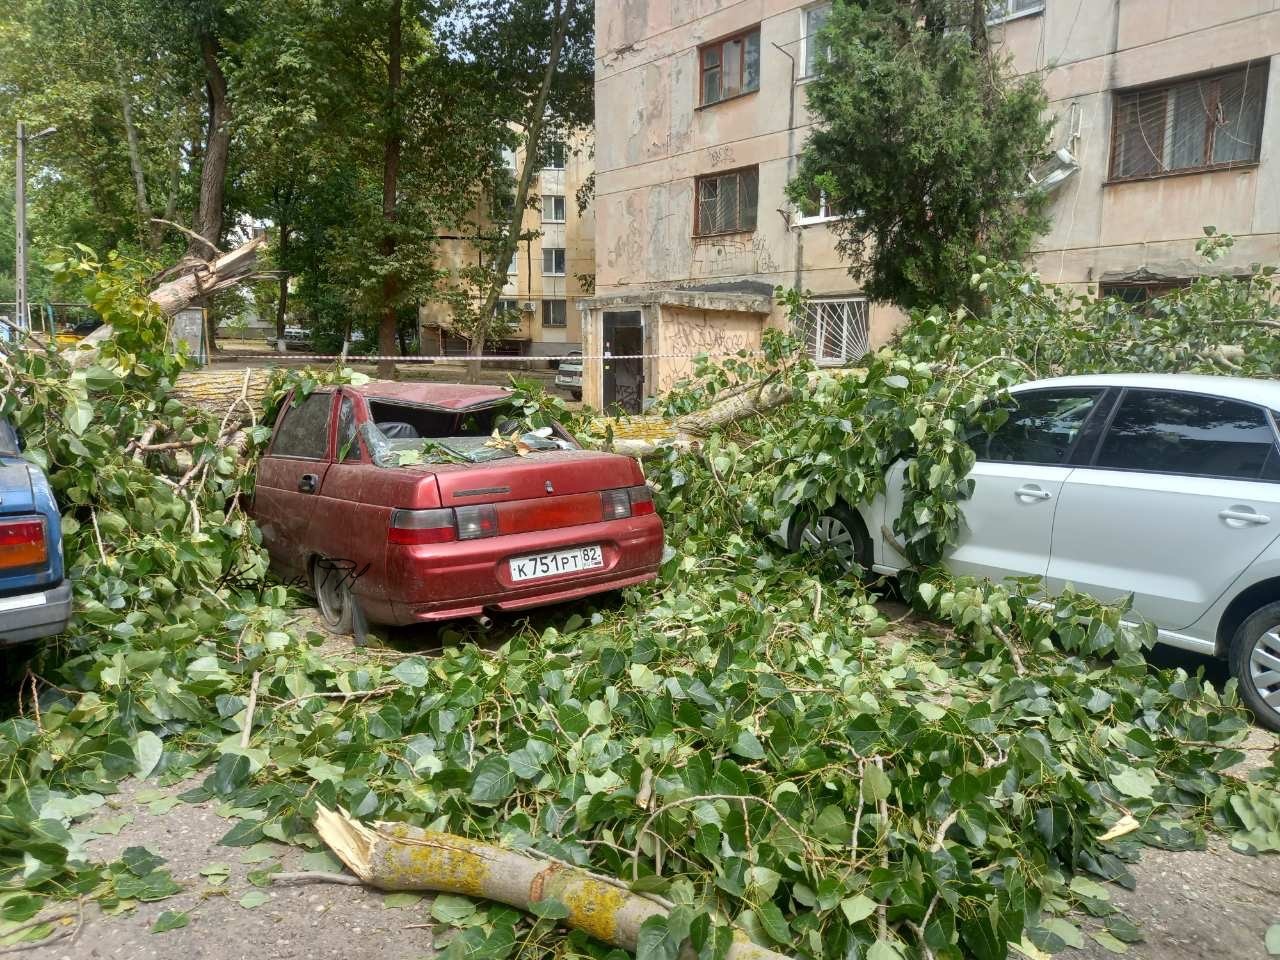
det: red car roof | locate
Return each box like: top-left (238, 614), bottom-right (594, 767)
top-left (352, 381), bottom-right (513, 410)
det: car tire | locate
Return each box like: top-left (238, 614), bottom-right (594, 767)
top-left (789, 503), bottom-right (873, 575)
top-left (1230, 603), bottom-right (1280, 733)
top-left (1, 643), bottom-right (36, 690)
top-left (312, 557), bottom-right (354, 636)
top-left (571, 390), bottom-right (582, 402)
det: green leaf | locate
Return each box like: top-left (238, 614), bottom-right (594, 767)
top-left (756, 902), bottom-right (790, 944)
top-left (238, 890), bottom-right (269, 910)
top-left (529, 897), bottom-right (570, 919)
top-left (867, 939), bottom-right (906, 960)
top-left (238, 843), bottom-right (277, 864)
top-left (1040, 917), bottom-right (1084, 949)
top-left (1110, 766), bottom-right (1158, 799)
top-left (133, 731), bottom-right (163, 778)
top-left (863, 763), bottom-right (892, 803)
top-left (1090, 931), bottom-right (1129, 954)
top-left (468, 756), bottom-right (515, 806)
top-left (121, 847), bottom-right (165, 877)
top-left (430, 894), bottom-right (478, 925)
top-left (731, 729), bottom-right (765, 760)
top-left (382, 893), bottom-right (422, 909)
top-left (1266, 923), bottom-right (1280, 956)
top-left (64, 399), bottom-right (93, 436)
top-left (840, 894), bottom-right (877, 925)
top-left (391, 658), bottom-right (430, 687)
top-left (152, 910), bottom-right (190, 933)
top-left (636, 915), bottom-right (679, 960)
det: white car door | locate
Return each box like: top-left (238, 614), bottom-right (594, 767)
top-left (881, 388), bottom-right (1106, 583)
top-left (1046, 388), bottom-right (1280, 630)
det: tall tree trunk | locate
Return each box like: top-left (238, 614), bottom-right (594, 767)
top-left (118, 71), bottom-right (156, 250)
top-left (194, 31), bottom-right (232, 253)
top-left (466, 0), bottom-right (569, 383)
top-left (276, 225), bottom-right (291, 353)
top-left (377, 0), bottom-right (403, 380)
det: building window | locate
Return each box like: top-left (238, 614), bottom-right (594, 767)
top-left (500, 147), bottom-right (517, 171)
top-left (800, 298), bottom-right (869, 366)
top-left (1110, 63), bottom-right (1269, 181)
top-left (1099, 280), bottom-right (1189, 305)
top-left (699, 27), bottom-right (761, 106)
top-left (542, 299), bottom-right (567, 328)
top-left (497, 298), bottom-right (519, 315)
top-left (542, 247), bottom-right (566, 275)
top-left (801, 3), bottom-right (831, 78)
top-left (987, 0), bottom-right (1045, 25)
top-left (542, 195), bottom-right (566, 223)
top-left (695, 167), bottom-right (759, 236)
top-left (795, 186), bottom-right (845, 224)
top-left (542, 140), bottom-right (566, 169)
top-left (507, 251), bottom-right (518, 275)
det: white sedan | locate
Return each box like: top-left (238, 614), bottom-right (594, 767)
top-left (788, 373), bottom-right (1280, 731)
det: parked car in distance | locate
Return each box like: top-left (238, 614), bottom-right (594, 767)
top-left (788, 373), bottom-right (1280, 731)
top-left (250, 382), bottom-right (664, 633)
top-left (555, 352), bottom-right (583, 401)
top-left (0, 416), bottom-right (72, 655)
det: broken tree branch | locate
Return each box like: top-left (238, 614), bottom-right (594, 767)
top-left (314, 806), bottom-right (793, 960)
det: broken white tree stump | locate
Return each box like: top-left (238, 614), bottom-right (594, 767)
top-left (314, 806), bottom-right (793, 959)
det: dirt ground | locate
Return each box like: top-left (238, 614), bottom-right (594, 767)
top-left (16, 614), bottom-right (1280, 960)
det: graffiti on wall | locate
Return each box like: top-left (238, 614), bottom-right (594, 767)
top-left (690, 232), bottom-right (780, 276)
top-left (665, 313), bottom-right (754, 358)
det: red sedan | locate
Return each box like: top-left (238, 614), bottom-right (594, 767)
top-left (251, 382), bottom-right (664, 633)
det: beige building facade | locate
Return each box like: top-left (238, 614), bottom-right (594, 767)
top-left (420, 130), bottom-right (595, 362)
top-left (586, 0), bottom-right (1280, 411)
top-left (584, 0), bottom-right (904, 411)
top-left (993, 0), bottom-right (1280, 299)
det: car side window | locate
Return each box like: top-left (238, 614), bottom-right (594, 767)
top-left (1096, 390), bottom-right (1280, 481)
top-left (337, 396), bottom-right (361, 462)
top-left (271, 392), bottom-right (333, 459)
top-left (0, 420), bottom-right (18, 456)
top-left (970, 389), bottom-right (1102, 465)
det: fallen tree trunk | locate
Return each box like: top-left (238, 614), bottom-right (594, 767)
top-left (315, 806), bottom-right (792, 960)
top-left (72, 235), bottom-right (267, 367)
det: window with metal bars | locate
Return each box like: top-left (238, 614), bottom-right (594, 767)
top-left (695, 167), bottom-right (759, 236)
top-left (542, 299), bottom-right (567, 327)
top-left (987, 0), bottom-right (1045, 25)
top-left (800, 298), bottom-right (870, 366)
top-left (1110, 64), bottom-right (1268, 181)
top-left (699, 27), bottom-right (761, 106)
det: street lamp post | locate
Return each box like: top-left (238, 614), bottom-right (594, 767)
top-left (14, 122), bottom-right (57, 333)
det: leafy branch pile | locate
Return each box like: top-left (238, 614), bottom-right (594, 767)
top-left (0, 246), bottom-right (1277, 959)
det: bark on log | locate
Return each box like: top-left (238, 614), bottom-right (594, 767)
top-left (314, 806), bottom-right (792, 960)
top-left (71, 236), bottom-right (266, 368)
top-left (674, 369), bottom-right (859, 437)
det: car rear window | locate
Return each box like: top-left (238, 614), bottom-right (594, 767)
top-left (0, 420), bottom-right (17, 456)
top-left (1096, 389), bottom-right (1280, 481)
top-left (272, 392), bottom-right (333, 459)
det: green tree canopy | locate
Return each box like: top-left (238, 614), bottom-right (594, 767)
top-left (789, 0), bottom-right (1052, 310)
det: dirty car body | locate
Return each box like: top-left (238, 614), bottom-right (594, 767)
top-left (0, 416), bottom-right (72, 645)
top-left (250, 383), bottom-right (664, 628)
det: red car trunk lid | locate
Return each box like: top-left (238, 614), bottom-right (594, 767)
top-left (432, 450), bottom-right (640, 506)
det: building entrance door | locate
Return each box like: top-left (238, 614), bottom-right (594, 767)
top-left (602, 311), bottom-right (644, 414)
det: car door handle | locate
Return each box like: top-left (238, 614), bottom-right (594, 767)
top-left (1014, 485), bottom-right (1053, 502)
top-left (298, 474), bottom-right (318, 494)
top-left (1219, 507), bottom-right (1270, 526)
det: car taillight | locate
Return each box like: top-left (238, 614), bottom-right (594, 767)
top-left (388, 508), bottom-right (456, 545)
top-left (455, 504), bottom-right (499, 540)
top-left (0, 518), bottom-right (47, 570)
top-left (601, 488), bottom-right (631, 520)
top-left (628, 485), bottom-right (656, 516)
top-left (601, 485), bottom-right (656, 520)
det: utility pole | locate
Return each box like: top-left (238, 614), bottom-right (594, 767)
top-left (14, 122), bottom-right (57, 333)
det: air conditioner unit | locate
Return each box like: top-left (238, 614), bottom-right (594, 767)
top-left (520, 301), bottom-right (536, 312)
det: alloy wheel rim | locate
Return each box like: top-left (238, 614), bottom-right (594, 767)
top-left (801, 515), bottom-right (857, 570)
top-left (315, 563), bottom-right (346, 626)
top-left (1251, 630), bottom-right (1280, 718)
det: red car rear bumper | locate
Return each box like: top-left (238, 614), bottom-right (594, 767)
top-left (384, 513), bottom-right (664, 625)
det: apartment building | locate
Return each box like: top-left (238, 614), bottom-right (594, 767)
top-left (992, 0), bottom-right (1280, 300)
top-left (419, 130), bottom-right (594, 363)
top-left (583, 1), bottom-right (905, 411)
top-left (584, 0), bottom-right (1280, 411)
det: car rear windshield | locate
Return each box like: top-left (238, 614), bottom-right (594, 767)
top-left (361, 400), bottom-right (574, 467)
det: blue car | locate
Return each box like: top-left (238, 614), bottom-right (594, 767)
top-left (0, 417), bottom-right (72, 647)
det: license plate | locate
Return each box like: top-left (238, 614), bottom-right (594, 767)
top-left (509, 545), bottom-right (604, 582)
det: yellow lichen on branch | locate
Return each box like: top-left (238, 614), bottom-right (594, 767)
top-left (314, 806), bottom-right (794, 960)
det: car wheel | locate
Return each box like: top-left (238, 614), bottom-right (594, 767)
top-left (790, 503), bottom-right (872, 575)
top-left (312, 557), bottom-right (354, 636)
top-left (571, 390), bottom-right (582, 402)
top-left (1229, 602), bottom-right (1280, 732)
top-left (1, 643), bottom-right (36, 690)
